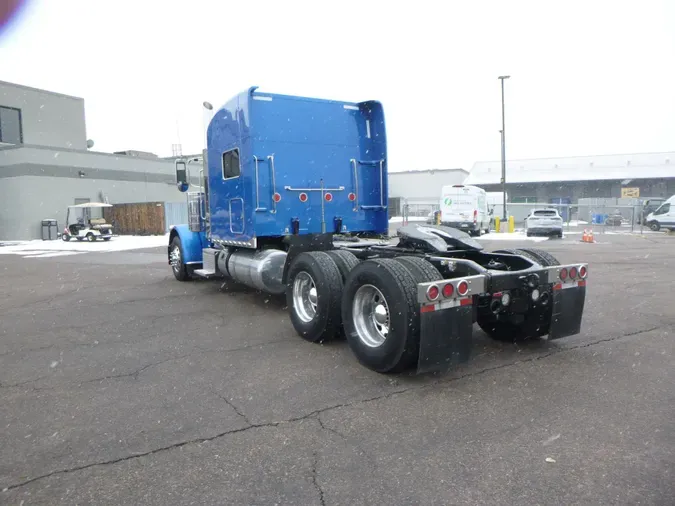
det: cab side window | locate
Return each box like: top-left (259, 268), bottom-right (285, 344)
top-left (654, 203), bottom-right (670, 215)
top-left (222, 148), bottom-right (241, 179)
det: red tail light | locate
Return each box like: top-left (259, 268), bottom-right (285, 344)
top-left (579, 266), bottom-right (587, 279)
top-left (569, 267), bottom-right (578, 279)
top-left (348, 192), bottom-right (356, 201)
top-left (272, 193), bottom-right (282, 203)
top-left (560, 267), bottom-right (568, 281)
top-left (299, 193), bottom-right (308, 202)
top-left (427, 285), bottom-right (440, 301)
top-left (457, 280), bottom-right (469, 296)
top-left (325, 193), bottom-right (333, 202)
top-left (442, 283), bottom-right (454, 298)
top-left (473, 210), bottom-right (478, 223)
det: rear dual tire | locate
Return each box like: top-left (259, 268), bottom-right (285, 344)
top-left (286, 251), bottom-right (347, 343)
top-left (287, 252), bottom-right (443, 373)
top-left (341, 259), bottom-right (422, 373)
top-left (342, 257), bottom-right (442, 373)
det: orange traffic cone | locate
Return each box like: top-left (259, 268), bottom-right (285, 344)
top-left (581, 229), bottom-right (595, 243)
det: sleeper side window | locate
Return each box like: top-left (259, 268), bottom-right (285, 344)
top-left (222, 148), bottom-right (241, 179)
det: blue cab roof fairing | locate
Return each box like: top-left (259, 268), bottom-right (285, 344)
top-left (204, 87), bottom-right (388, 244)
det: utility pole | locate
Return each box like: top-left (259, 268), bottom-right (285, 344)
top-left (498, 75), bottom-right (510, 222)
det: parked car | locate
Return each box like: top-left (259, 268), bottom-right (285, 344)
top-left (526, 208), bottom-right (564, 238)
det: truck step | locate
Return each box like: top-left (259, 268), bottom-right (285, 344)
top-left (193, 268), bottom-right (216, 278)
top-left (202, 248), bottom-right (218, 274)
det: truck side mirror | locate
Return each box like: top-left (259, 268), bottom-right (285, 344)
top-left (175, 160), bottom-right (189, 192)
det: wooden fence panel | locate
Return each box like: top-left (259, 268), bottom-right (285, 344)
top-left (104, 202), bottom-right (166, 235)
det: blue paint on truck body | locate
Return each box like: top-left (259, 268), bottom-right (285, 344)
top-left (203, 87), bottom-right (388, 246)
top-left (169, 225), bottom-right (207, 264)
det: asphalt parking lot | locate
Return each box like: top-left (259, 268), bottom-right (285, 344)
top-left (1, 233), bottom-right (674, 505)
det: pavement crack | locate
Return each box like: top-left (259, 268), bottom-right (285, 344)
top-left (311, 451), bottom-right (326, 506)
top-left (210, 390), bottom-right (252, 424)
top-left (3, 324), bottom-right (665, 491)
top-left (3, 416), bottom-right (322, 491)
top-left (314, 414), bottom-right (347, 441)
top-left (193, 338), bottom-right (289, 356)
top-left (2, 423), bottom-right (260, 492)
top-left (81, 354), bottom-right (192, 384)
top-left (0, 375), bottom-right (49, 389)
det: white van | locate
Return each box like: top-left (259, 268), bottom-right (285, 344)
top-left (439, 184), bottom-right (490, 236)
top-left (645, 195), bottom-right (675, 231)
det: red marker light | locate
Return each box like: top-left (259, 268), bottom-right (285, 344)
top-left (559, 267), bottom-right (568, 281)
top-left (457, 280), bottom-right (469, 296)
top-left (442, 283), bottom-right (454, 298)
top-left (569, 266), bottom-right (578, 279)
top-left (325, 193), bottom-right (333, 202)
top-left (579, 266), bottom-right (587, 279)
top-left (348, 192), bottom-right (356, 201)
top-left (299, 193), bottom-right (308, 202)
top-left (427, 285), bottom-right (440, 301)
top-left (273, 193), bottom-right (281, 203)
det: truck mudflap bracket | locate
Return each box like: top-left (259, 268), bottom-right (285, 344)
top-left (416, 275), bottom-right (487, 374)
top-left (547, 264), bottom-right (588, 340)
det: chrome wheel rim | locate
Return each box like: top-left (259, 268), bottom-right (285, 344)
top-left (293, 271), bottom-right (317, 323)
top-left (353, 284), bottom-right (390, 348)
top-left (170, 245), bottom-right (181, 273)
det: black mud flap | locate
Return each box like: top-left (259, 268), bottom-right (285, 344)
top-left (549, 281), bottom-right (586, 340)
top-left (417, 299), bottom-right (474, 374)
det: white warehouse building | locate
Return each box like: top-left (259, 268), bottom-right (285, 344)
top-left (464, 152), bottom-right (675, 204)
top-left (388, 168), bottom-right (469, 216)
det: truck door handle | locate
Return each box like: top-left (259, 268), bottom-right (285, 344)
top-left (253, 156), bottom-right (267, 212)
top-left (350, 158), bottom-right (359, 211)
top-left (350, 158), bottom-right (386, 211)
top-left (267, 155), bottom-right (278, 214)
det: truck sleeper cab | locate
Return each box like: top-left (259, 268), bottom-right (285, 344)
top-left (169, 88), bottom-right (589, 375)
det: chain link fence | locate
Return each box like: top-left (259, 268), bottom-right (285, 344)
top-left (390, 199), bottom-right (655, 234)
top-left (505, 202), bottom-right (647, 233)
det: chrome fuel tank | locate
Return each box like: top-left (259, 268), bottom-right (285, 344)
top-left (218, 248), bottom-right (287, 295)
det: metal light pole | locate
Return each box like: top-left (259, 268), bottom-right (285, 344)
top-left (498, 75), bottom-right (510, 222)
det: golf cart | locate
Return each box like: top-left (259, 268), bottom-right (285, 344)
top-left (61, 203), bottom-right (114, 242)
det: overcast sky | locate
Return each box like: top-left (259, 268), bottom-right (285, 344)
top-left (1, 0), bottom-right (674, 171)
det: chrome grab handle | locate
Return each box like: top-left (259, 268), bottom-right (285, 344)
top-left (254, 156), bottom-right (267, 212)
top-left (379, 159), bottom-right (385, 207)
top-left (199, 168), bottom-right (206, 220)
top-left (267, 155), bottom-right (277, 214)
top-left (350, 158), bottom-right (359, 211)
top-left (284, 186), bottom-right (345, 192)
top-left (350, 158), bottom-right (385, 210)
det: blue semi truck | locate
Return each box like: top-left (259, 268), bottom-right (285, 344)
top-left (169, 87), bottom-right (589, 374)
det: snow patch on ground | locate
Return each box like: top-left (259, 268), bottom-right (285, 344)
top-left (479, 233), bottom-right (550, 242)
top-left (0, 235), bottom-right (169, 259)
top-left (388, 216), bottom-right (428, 223)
